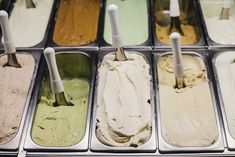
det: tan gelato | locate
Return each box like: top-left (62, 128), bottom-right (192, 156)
top-left (154, 4), bottom-right (199, 45)
top-left (53, 0), bottom-right (100, 46)
top-left (156, 24), bottom-right (198, 45)
top-left (0, 54), bottom-right (35, 144)
top-left (157, 54), bottom-right (218, 147)
top-left (96, 53), bottom-right (152, 147)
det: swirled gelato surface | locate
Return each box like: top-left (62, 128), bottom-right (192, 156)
top-left (96, 53), bottom-right (152, 147)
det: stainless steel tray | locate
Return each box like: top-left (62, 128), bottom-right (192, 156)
top-left (90, 49), bottom-right (157, 152)
top-left (153, 51), bottom-right (224, 152)
top-left (0, 51), bottom-right (41, 151)
top-left (197, 0), bottom-right (235, 49)
top-left (152, 0), bottom-right (206, 49)
top-left (0, 0), bottom-right (57, 50)
top-left (211, 50), bottom-right (235, 150)
top-left (24, 49), bottom-right (97, 152)
top-left (99, 0), bottom-right (153, 49)
top-left (46, 0), bottom-right (103, 49)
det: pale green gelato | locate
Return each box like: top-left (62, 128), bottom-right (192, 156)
top-left (104, 0), bottom-right (148, 45)
top-left (31, 53), bottom-right (92, 147)
top-left (32, 79), bottom-right (89, 147)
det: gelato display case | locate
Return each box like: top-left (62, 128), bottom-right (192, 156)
top-left (1, 0), bottom-right (235, 156)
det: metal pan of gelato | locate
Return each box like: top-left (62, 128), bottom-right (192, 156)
top-left (198, 0), bottom-right (235, 48)
top-left (0, 51), bottom-right (40, 151)
top-left (213, 51), bottom-right (235, 150)
top-left (154, 51), bottom-right (224, 152)
top-left (24, 50), bottom-right (96, 152)
top-left (90, 50), bottom-right (156, 152)
top-left (0, 0), bottom-right (56, 49)
top-left (153, 0), bottom-right (205, 48)
top-left (48, 0), bottom-right (102, 48)
top-left (100, 0), bottom-right (152, 49)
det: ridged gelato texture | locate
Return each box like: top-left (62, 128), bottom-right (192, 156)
top-left (104, 0), bottom-right (148, 45)
top-left (53, 0), bottom-right (100, 46)
top-left (215, 51), bottom-right (235, 139)
top-left (0, 54), bottom-right (35, 144)
top-left (9, 0), bottom-right (54, 47)
top-left (157, 54), bottom-right (218, 147)
top-left (154, 0), bottom-right (199, 45)
top-left (200, 0), bottom-right (235, 44)
top-left (96, 53), bottom-right (152, 147)
top-left (31, 53), bottom-right (91, 147)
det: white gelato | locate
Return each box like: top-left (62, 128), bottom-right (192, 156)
top-left (200, 0), bottom-right (235, 44)
top-left (96, 53), bottom-right (152, 147)
top-left (204, 17), bottom-right (235, 44)
top-left (215, 51), bottom-right (235, 139)
top-left (158, 54), bottom-right (219, 147)
top-left (8, 0), bottom-right (54, 47)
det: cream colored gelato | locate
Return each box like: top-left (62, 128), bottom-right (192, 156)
top-left (9, 0), bottom-right (54, 47)
top-left (215, 51), bottom-right (235, 139)
top-left (158, 54), bottom-right (219, 147)
top-left (204, 17), bottom-right (235, 44)
top-left (0, 54), bottom-right (35, 144)
top-left (200, 0), bottom-right (235, 44)
top-left (96, 53), bottom-right (152, 147)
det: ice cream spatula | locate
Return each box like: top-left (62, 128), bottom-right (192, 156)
top-left (220, 0), bottom-right (231, 20)
top-left (0, 10), bottom-right (21, 68)
top-left (25, 0), bottom-right (36, 8)
top-left (170, 32), bottom-right (185, 89)
top-left (44, 47), bottom-right (74, 107)
top-left (169, 0), bottom-right (184, 35)
top-left (108, 4), bottom-right (127, 61)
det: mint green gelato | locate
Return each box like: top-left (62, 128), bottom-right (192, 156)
top-left (104, 0), bottom-right (149, 45)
